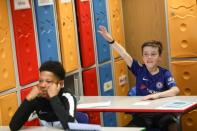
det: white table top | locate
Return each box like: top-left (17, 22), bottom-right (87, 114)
top-left (77, 96), bottom-right (197, 113)
top-left (0, 126), bottom-right (145, 131)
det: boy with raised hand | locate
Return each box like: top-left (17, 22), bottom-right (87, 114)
top-left (9, 61), bottom-right (76, 131)
top-left (98, 25), bottom-right (180, 131)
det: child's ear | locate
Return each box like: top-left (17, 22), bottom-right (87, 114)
top-left (59, 80), bottom-right (64, 88)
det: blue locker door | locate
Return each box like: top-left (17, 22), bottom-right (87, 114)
top-left (99, 63), bottom-right (114, 96)
top-left (92, 0), bottom-right (110, 63)
top-left (103, 112), bottom-right (117, 127)
top-left (34, 0), bottom-right (59, 63)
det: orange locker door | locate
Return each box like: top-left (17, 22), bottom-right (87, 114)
top-left (0, 0), bottom-right (16, 92)
top-left (114, 59), bottom-right (129, 96)
top-left (56, 0), bottom-right (79, 72)
top-left (168, 0), bottom-right (196, 9)
top-left (108, 0), bottom-right (125, 59)
top-left (182, 109), bottom-right (197, 131)
top-left (171, 61), bottom-right (197, 95)
top-left (0, 93), bottom-right (18, 125)
top-left (114, 59), bottom-right (131, 126)
top-left (168, 0), bottom-right (197, 58)
top-left (168, 15), bottom-right (197, 58)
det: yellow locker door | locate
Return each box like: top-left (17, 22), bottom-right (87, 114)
top-left (0, 0), bottom-right (16, 92)
top-left (182, 109), bottom-right (197, 131)
top-left (0, 93), bottom-right (18, 125)
top-left (114, 59), bottom-right (131, 126)
top-left (169, 15), bottom-right (197, 58)
top-left (108, 0), bottom-right (125, 59)
top-left (56, 0), bottom-right (79, 72)
top-left (114, 59), bottom-right (129, 95)
top-left (168, 0), bottom-right (196, 9)
top-left (171, 61), bottom-right (197, 95)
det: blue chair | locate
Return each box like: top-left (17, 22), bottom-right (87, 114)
top-left (76, 112), bottom-right (89, 124)
top-left (128, 87), bottom-right (136, 96)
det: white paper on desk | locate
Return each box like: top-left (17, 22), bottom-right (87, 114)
top-left (157, 101), bottom-right (193, 109)
top-left (68, 122), bottom-right (101, 131)
top-left (77, 101), bottom-right (111, 108)
top-left (132, 101), bottom-right (151, 105)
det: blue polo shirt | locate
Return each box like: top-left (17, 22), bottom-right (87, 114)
top-left (128, 60), bottom-right (176, 96)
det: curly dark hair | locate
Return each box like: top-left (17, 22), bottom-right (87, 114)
top-left (39, 61), bottom-right (65, 80)
top-left (141, 40), bottom-right (163, 56)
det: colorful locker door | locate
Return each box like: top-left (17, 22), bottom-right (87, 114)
top-left (0, 93), bottom-right (18, 125)
top-left (171, 61), bottom-right (197, 95)
top-left (34, 0), bottom-right (59, 63)
top-left (75, 0), bottom-right (95, 68)
top-left (0, 0), bottom-right (16, 92)
top-left (10, 0), bottom-right (39, 85)
top-left (182, 109), bottom-right (197, 131)
top-left (99, 63), bottom-right (114, 96)
top-left (56, 0), bottom-right (79, 72)
top-left (92, 0), bottom-right (111, 63)
top-left (82, 68), bottom-right (101, 124)
top-left (114, 59), bottom-right (131, 126)
top-left (21, 87), bottom-right (40, 126)
top-left (103, 112), bottom-right (117, 127)
top-left (168, 0), bottom-right (197, 58)
top-left (108, 0), bottom-right (125, 59)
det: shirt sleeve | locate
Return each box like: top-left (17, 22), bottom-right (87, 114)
top-left (164, 70), bottom-right (177, 89)
top-left (49, 93), bottom-right (76, 130)
top-left (9, 99), bottom-right (36, 131)
top-left (128, 59), bottom-right (142, 76)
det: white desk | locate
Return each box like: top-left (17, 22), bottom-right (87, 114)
top-left (77, 96), bottom-right (197, 113)
top-left (0, 126), bottom-right (145, 131)
top-left (77, 96), bottom-right (197, 131)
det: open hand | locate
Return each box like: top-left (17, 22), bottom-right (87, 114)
top-left (98, 25), bottom-right (113, 42)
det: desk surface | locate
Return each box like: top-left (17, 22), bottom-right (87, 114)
top-left (77, 96), bottom-right (197, 113)
top-left (0, 126), bottom-right (145, 131)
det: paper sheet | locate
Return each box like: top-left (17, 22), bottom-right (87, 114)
top-left (77, 100), bottom-right (111, 108)
top-left (68, 122), bottom-right (101, 131)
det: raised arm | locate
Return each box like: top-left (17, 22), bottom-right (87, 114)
top-left (98, 25), bottom-right (133, 67)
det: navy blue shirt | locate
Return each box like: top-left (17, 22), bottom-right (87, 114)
top-left (128, 60), bottom-right (176, 96)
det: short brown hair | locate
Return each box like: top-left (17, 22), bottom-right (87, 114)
top-left (141, 40), bottom-right (163, 55)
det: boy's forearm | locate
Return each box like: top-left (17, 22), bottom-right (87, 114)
top-left (112, 42), bottom-right (133, 67)
top-left (157, 87), bottom-right (180, 98)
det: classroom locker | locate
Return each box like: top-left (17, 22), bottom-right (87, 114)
top-left (182, 109), bottom-right (197, 131)
top-left (114, 59), bottom-right (129, 96)
top-left (34, 0), bottom-right (59, 63)
top-left (113, 60), bottom-right (131, 126)
top-left (171, 61), bottom-right (197, 95)
top-left (103, 112), bottom-right (117, 127)
top-left (168, 11), bottom-right (197, 58)
top-left (0, 0), bottom-right (16, 92)
top-left (168, 0), bottom-right (196, 9)
top-left (82, 68), bottom-right (101, 124)
top-left (87, 112), bottom-right (101, 125)
top-left (92, 0), bottom-right (111, 63)
top-left (21, 87), bottom-right (40, 126)
top-left (108, 0), bottom-right (125, 59)
top-left (82, 68), bottom-right (98, 96)
top-left (10, 0), bottom-right (39, 85)
top-left (75, 0), bottom-right (95, 68)
top-left (0, 93), bottom-right (18, 125)
top-left (99, 63), bottom-right (114, 96)
top-left (56, 0), bottom-right (79, 72)
top-left (168, 2), bottom-right (197, 18)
